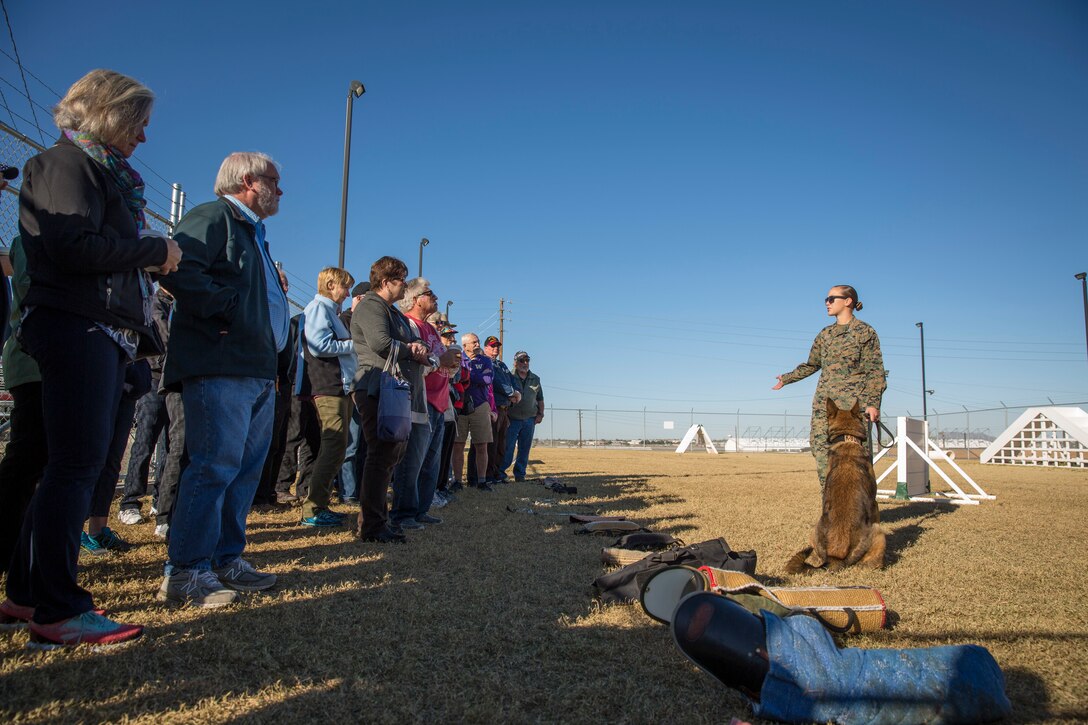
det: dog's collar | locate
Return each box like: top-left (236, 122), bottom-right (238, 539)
top-left (829, 434), bottom-right (864, 445)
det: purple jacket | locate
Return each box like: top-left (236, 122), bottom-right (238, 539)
top-left (463, 352), bottom-right (495, 411)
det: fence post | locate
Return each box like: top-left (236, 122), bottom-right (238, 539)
top-left (643, 407), bottom-right (647, 444)
top-left (963, 405), bottom-right (970, 459)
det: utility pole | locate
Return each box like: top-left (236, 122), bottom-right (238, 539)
top-left (577, 409), bottom-right (583, 448)
top-left (916, 322), bottom-right (928, 421)
top-left (498, 298), bottom-right (505, 362)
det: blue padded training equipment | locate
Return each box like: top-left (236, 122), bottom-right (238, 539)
top-left (755, 609), bottom-right (1012, 724)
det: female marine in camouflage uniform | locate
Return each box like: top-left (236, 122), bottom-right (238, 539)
top-left (773, 285), bottom-right (886, 488)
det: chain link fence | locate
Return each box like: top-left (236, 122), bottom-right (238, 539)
top-left (536, 401), bottom-right (1088, 455)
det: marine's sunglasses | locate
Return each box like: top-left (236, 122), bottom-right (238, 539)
top-left (825, 295), bottom-right (849, 304)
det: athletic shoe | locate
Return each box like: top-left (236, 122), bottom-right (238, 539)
top-left (153, 523), bottom-right (169, 539)
top-left (3, 600), bottom-right (107, 630)
top-left (300, 510), bottom-right (344, 528)
top-left (117, 508), bottom-right (144, 526)
top-left (276, 492), bottom-right (299, 504)
top-left (81, 527), bottom-right (133, 556)
top-left (515, 477), bottom-right (526, 482)
top-left (359, 527), bottom-right (407, 544)
top-left (326, 509), bottom-right (349, 520)
top-left (156, 569), bottom-right (238, 608)
top-left (476, 482), bottom-right (495, 492)
top-left (430, 493), bottom-right (448, 509)
top-left (416, 514), bottom-right (442, 525)
top-left (397, 519), bottom-right (425, 531)
top-left (213, 558), bottom-right (277, 592)
top-left (27, 611), bottom-right (142, 650)
top-left (449, 481), bottom-right (464, 493)
top-left (0, 599), bottom-right (34, 630)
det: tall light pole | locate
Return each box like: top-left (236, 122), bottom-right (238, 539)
top-left (916, 322), bottom-right (928, 421)
top-left (1076, 272), bottom-right (1088, 365)
top-left (444, 300), bottom-right (453, 324)
top-left (418, 237), bottom-right (430, 277)
top-left (338, 80), bottom-right (366, 269)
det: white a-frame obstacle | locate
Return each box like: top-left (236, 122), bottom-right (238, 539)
top-left (675, 424), bottom-right (719, 454)
top-left (872, 417), bottom-right (995, 506)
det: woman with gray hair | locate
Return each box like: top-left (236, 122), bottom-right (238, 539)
top-left (0, 69), bottom-right (180, 648)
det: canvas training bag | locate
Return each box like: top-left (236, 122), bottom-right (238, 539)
top-left (575, 520), bottom-right (644, 535)
top-left (377, 340), bottom-right (412, 442)
top-left (593, 538), bottom-right (757, 605)
top-left (700, 567), bottom-right (888, 634)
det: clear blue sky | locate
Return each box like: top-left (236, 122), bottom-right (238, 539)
top-left (3, 1), bottom-right (1087, 436)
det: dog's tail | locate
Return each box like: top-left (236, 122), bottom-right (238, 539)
top-left (784, 546), bottom-right (814, 574)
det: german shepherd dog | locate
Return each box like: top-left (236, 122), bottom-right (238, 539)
top-left (785, 399), bottom-right (886, 572)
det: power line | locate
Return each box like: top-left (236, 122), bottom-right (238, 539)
top-left (0, 47), bottom-right (61, 97)
top-left (0, 0), bottom-right (44, 146)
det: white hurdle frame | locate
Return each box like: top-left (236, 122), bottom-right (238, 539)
top-left (873, 417), bottom-right (995, 505)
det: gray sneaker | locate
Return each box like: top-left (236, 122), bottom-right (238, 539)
top-left (213, 558), bottom-right (277, 592)
top-left (117, 508), bottom-right (143, 526)
top-left (156, 569), bottom-right (238, 608)
top-left (398, 519), bottom-right (425, 531)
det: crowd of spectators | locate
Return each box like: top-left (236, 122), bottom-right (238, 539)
top-left (0, 69), bottom-right (545, 649)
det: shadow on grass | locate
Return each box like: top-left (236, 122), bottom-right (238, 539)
top-left (883, 504), bottom-right (959, 566)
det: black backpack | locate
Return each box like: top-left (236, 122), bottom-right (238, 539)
top-left (592, 537), bottom-right (757, 605)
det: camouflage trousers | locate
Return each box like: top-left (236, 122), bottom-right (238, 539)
top-left (809, 404), bottom-right (869, 488)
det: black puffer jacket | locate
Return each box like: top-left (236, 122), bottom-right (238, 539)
top-left (18, 136), bottom-right (167, 334)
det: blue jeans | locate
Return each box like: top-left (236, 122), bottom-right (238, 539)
top-left (166, 376), bottom-right (274, 574)
top-left (504, 417), bottom-right (536, 480)
top-left (338, 405), bottom-right (365, 501)
top-left (416, 405), bottom-right (447, 515)
top-left (390, 418), bottom-right (432, 526)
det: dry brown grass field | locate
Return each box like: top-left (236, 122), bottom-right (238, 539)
top-left (1, 448), bottom-right (1086, 723)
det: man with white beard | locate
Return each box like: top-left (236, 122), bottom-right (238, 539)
top-left (157, 152), bottom-right (288, 607)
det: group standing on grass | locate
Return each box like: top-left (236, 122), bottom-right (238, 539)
top-left (0, 68), bottom-right (880, 653)
top-left (0, 69), bottom-right (546, 649)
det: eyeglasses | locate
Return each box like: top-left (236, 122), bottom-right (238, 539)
top-left (256, 174), bottom-right (281, 188)
top-left (421, 290), bottom-right (437, 298)
top-left (825, 295), bottom-right (849, 304)
top-left (516, 357), bottom-right (530, 363)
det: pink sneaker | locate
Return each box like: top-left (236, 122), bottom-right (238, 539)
top-left (27, 611), bottom-right (142, 649)
top-left (0, 598), bottom-right (34, 629)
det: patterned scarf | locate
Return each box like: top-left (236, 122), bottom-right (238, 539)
top-left (62, 128), bottom-right (147, 231)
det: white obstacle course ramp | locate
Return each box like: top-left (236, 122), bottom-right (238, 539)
top-left (676, 424), bottom-right (719, 454)
top-left (873, 417), bottom-right (994, 506)
top-left (980, 407), bottom-right (1088, 468)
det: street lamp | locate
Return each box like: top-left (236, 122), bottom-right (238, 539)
top-left (1076, 272), bottom-right (1088, 365)
top-left (916, 322), bottom-right (928, 421)
top-left (444, 299), bottom-right (453, 323)
top-left (338, 80), bottom-right (366, 269)
top-left (418, 237), bottom-right (429, 277)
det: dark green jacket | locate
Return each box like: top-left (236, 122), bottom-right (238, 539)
top-left (2, 237), bottom-right (40, 388)
top-left (160, 198), bottom-right (276, 389)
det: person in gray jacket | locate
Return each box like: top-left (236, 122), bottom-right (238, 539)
top-left (350, 256), bottom-right (429, 544)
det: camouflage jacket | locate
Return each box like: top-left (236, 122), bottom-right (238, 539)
top-left (780, 317), bottom-right (886, 412)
